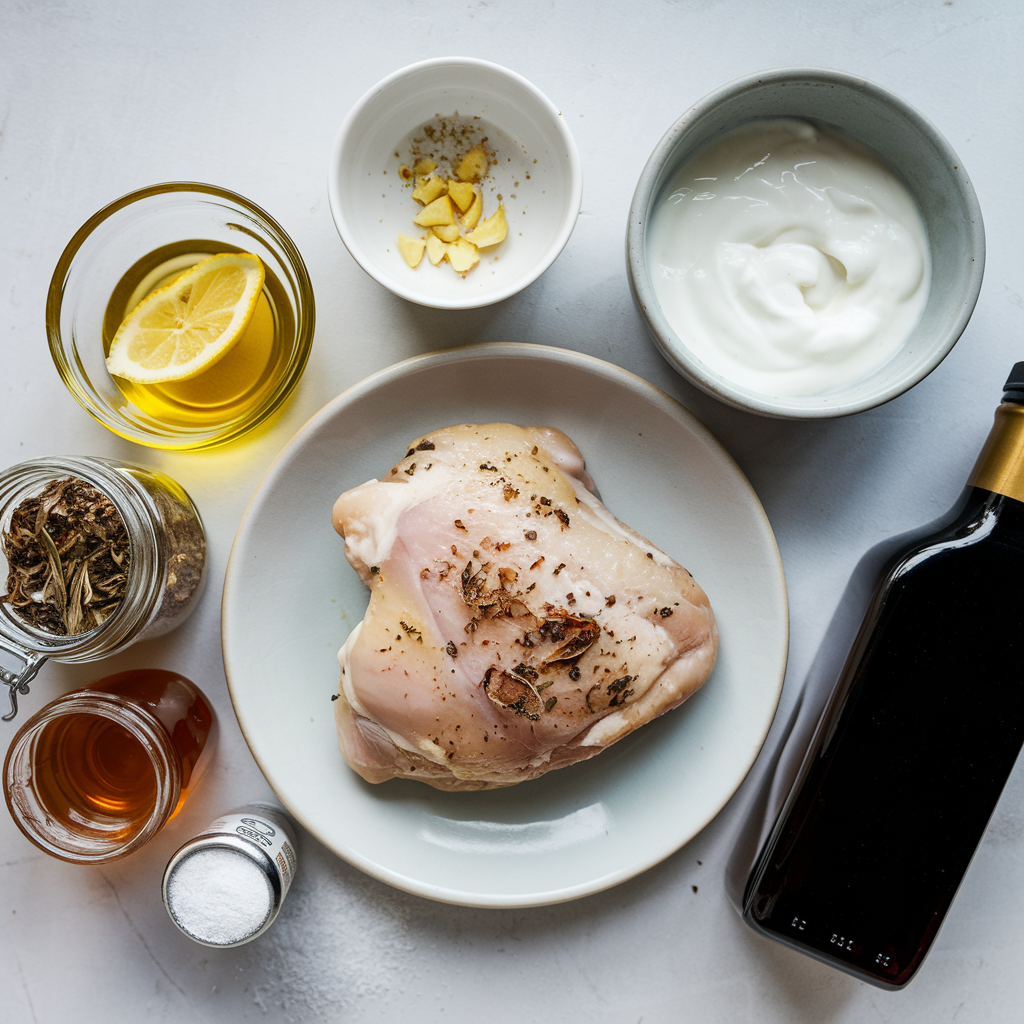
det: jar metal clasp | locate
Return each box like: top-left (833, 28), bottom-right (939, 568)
top-left (0, 636), bottom-right (46, 722)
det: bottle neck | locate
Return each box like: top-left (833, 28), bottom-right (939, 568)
top-left (969, 403), bottom-right (1024, 503)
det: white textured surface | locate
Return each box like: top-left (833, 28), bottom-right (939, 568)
top-left (1, 1), bottom-right (1022, 1021)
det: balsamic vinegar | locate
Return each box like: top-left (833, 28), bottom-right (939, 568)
top-left (743, 364), bottom-right (1024, 988)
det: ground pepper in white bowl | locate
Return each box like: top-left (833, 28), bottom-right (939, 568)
top-left (329, 57), bottom-right (582, 309)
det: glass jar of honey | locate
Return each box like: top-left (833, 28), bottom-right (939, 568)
top-left (3, 669), bottom-right (216, 863)
top-left (0, 456), bottom-right (207, 721)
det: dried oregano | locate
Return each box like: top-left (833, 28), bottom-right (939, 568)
top-left (1, 477), bottom-right (130, 634)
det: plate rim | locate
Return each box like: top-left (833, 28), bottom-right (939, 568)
top-left (222, 342), bottom-right (789, 906)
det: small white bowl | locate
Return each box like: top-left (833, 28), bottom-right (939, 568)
top-left (329, 58), bottom-right (582, 309)
top-left (627, 68), bottom-right (986, 419)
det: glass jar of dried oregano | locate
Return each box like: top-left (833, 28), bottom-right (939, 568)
top-left (0, 457), bottom-right (206, 721)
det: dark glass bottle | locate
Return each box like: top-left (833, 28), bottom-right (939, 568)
top-left (742, 364), bottom-right (1024, 989)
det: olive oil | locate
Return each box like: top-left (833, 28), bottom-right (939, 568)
top-left (102, 239), bottom-right (295, 429)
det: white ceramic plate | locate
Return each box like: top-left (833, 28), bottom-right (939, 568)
top-left (223, 344), bottom-right (788, 907)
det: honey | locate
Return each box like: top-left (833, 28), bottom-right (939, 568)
top-left (4, 669), bottom-right (216, 863)
top-left (102, 240), bottom-right (296, 429)
top-left (32, 713), bottom-right (159, 840)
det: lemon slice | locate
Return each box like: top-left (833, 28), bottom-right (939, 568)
top-left (106, 253), bottom-right (265, 383)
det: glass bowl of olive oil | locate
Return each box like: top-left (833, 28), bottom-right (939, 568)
top-left (47, 183), bottom-right (315, 450)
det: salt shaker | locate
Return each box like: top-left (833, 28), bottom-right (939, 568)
top-left (162, 803), bottom-right (297, 947)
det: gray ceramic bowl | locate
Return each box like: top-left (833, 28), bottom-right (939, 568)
top-left (627, 68), bottom-right (985, 418)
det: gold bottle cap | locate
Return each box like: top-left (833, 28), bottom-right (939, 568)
top-left (969, 403), bottom-right (1024, 504)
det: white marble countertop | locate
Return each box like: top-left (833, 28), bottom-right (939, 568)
top-left (2, 1), bottom-right (1023, 1020)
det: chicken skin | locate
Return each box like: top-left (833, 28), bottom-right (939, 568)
top-left (332, 424), bottom-right (718, 791)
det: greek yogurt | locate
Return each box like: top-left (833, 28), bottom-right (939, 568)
top-left (648, 118), bottom-right (929, 397)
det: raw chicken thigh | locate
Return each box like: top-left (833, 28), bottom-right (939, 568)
top-left (332, 424), bottom-right (718, 791)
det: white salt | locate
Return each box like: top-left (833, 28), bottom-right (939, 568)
top-left (167, 847), bottom-right (274, 945)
